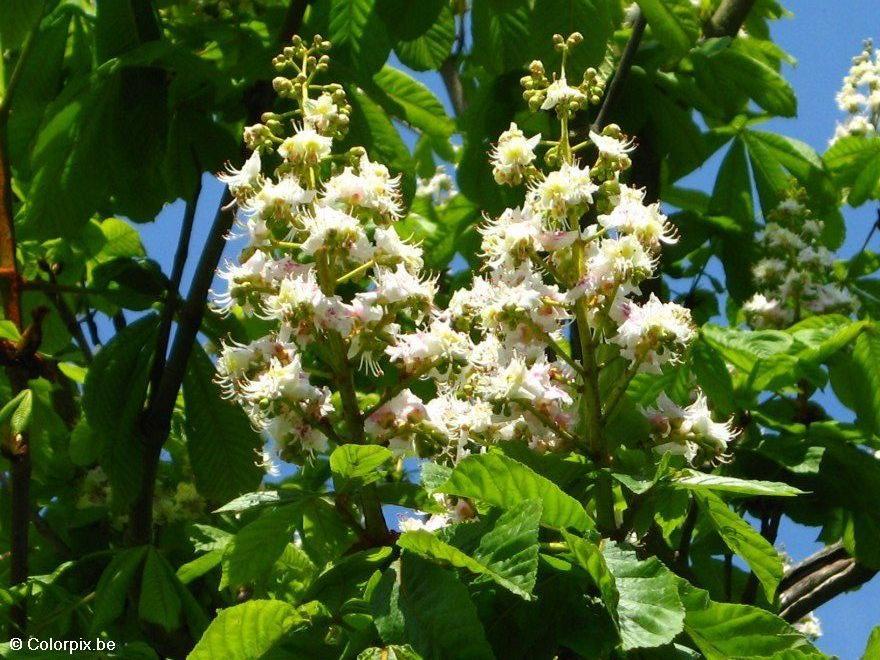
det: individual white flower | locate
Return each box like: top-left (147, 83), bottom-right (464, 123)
top-left (278, 126), bottom-right (332, 165)
top-left (241, 353), bottom-right (326, 407)
top-left (425, 392), bottom-right (494, 449)
top-left (219, 151), bottom-right (262, 194)
top-left (598, 185), bottom-right (676, 248)
top-left (794, 613), bottom-right (823, 641)
top-left (373, 227), bottom-right (423, 271)
top-left (358, 154), bottom-right (403, 219)
top-left (612, 295), bottom-right (695, 372)
top-left (589, 130), bottom-right (636, 158)
top-left (527, 162), bottom-right (597, 221)
top-left (303, 93), bottom-right (341, 133)
top-left (365, 389), bottom-right (428, 440)
top-left (262, 269), bottom-right (354, 336)
top-left (805, 283), bottom-right (860, 315)
top-left (751, 257), bottom-right (787, 284)
top-left (585, 234), bottom-right (657, 289)
top-left (742, 293), bottom-right (793, 329)
top-left (763, 223), bottom-right (806, 251)
top-left (541, 75), bottom-right (586, 111)
top-left (385, 319), bottom-right (471, 372)
top-left (417, 166), bottom-right (457, 204)
top-left (482, 357), bottom-right (572, 408)
top-left (479, 206), bottom-right (544, 271)
top-left (242, 175), bottom-right (315, 217)
top-left (490, 123), bottom-right (541, 185)
top-left (373, 264), bottom-right (437, 307)
top-left (300, 205), bottom-right (372, 263)
top-left (645, 393), bottom-right (736, 464)
top-left (398, 512), bottom-right (451, 532)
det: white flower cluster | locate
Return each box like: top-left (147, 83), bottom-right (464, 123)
top-left (832, 39), bottom-right (880, 143)
top-left (215, 34), bottom-right (734, 471)
top-left (743, 193), bottom-right (858, 329)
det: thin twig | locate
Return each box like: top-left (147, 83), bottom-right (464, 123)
top-left (591, 11), bottom-right (647, 133)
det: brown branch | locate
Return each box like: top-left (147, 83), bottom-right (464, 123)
top-left (777, 542), bottom-right (878, 623)
top-left (704, 0), bottom-right (758, 38)
top-left (149, 178), bottom-right (202, 393)
top-left (591, 11), bottom-right (647, 133)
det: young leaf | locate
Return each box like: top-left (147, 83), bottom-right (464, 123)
top-left (437, 452), bottom-right (592, 530)
top-left (329, 444), bottom-right (394, 490)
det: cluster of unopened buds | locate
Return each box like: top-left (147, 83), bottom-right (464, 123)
top-left (743, 190), bottom-right (859, 329)
top-left (214, 33), bottom-right (737, 485)
top-left (832, 38), bottom-right (880, 143)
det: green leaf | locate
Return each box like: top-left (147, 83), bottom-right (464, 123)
top-left (636, 0), bottom-right (701, 57)
top-left (213, 491), bottom-right (282, 514)
top-left (346, 85), bottom-right (413, 177)
top-left (139, 549), bottom-right (182, 632)
top-left (824, 135), bottom-right (880, 206)
top-left (371, 556), bottom-right (494, 659)
top-left (372, 66), bottom-right (455, 141)
top-left (847, 329), bottom-right (880, 436)
top-left (83, 314), bottom-right (158, 506)
top-left (189, 600), bottom-right (304, 660)
top-left (694, 491), bottom-right (783, 601)
top-left (0, 0), bottom-right (43, 50)
top-left (91, 546), bottom-right (149, 634)
top-left (471, 0), bottom-right (531, 74)
top-left (398, 529), bottom-right (534, 599)
top-left (602, 543), bottom-right (686, 650)
top-left (437, 452), bottom-right (592, 530)
top-left (183, 344), bottom-right (262, 504)
top-left (703, 43), bottom-right (797, 117)
top-left (680, 582), bottom-right (825, 659)
top-left (526, 0), bottom-right (614, 76)
top-left (329, 444), bottom-right (393, 491)
top-left (398, 500), bottom-right (541, 599)
top-left (863, 626), bottom-right (880, 660)
top-left (330, 0), bottom-right (391, 77)
top-left (221, 505), bottom-right (299, 589)
top-left (709, 139), bottom-right (755, 301)
top-left (382, 0), bottom-right (455, 71)
top-left (177, 549), bottom-right (224, 585)
top-left (672, 470), bottom-right (804, 497)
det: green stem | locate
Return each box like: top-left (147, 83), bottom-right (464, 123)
top-left (336, 259), bottom-right (374, 284)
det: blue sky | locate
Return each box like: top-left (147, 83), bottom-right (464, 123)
top-left (132, 3), bottom-right (879, 656)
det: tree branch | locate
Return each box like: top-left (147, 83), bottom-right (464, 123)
top-left (128, 190), bottom-right (234, 546)
top-left (704, 0), bottom-right (757, 38)
top-left (777, 542), bottom-right (878, 623)
top-left (149, 178), bottom-right (202, 393)
top-left (591, 11), bottom-right (647, 133)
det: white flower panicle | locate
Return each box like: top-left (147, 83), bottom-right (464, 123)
top-left (215, 33), bottom-right (732, 472)
top-left (832, 39), bottom-right (880, 143)
top-left (743, 190), bottom-right (858, 329)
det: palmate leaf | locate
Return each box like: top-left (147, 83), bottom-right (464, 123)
top-left (139, 548), bottom-right (182, 632)
top-left (183, 344), bottom-right (263, 504)
top-left (329, 0), bottom-right (391, 77)
top-left (398, 500), bottom-right (541, 599)
top-left (437, 452), bottom-right (592, 531)
top-left (824, 134), bottom-right (880, 206)
top-left (372, 556), bottom-right (494, 660)
top-left (694, 491), bottom-right (784, 602)
top-left (371, 66), bottom-right (455, 143)
top-left (189, 600), bottom-right (305, 660)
